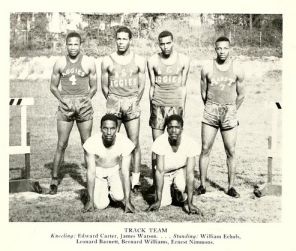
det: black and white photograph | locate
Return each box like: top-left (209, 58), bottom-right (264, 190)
top-left (9, 11), bottom-right (282, 222)
top-left (3, 0), bottom-right (296, 250)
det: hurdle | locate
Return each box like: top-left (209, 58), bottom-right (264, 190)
top-left (254, 102), bottom-right (282, 197)
top-left (9, 97), bottom-right (41, 193)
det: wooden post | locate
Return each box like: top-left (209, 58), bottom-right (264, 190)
top-left (267, 136), bottom-right (272, 183)
top-left (21, 103), bottom-right (27, 146)
top-left (267, 102), bottom-right (281, 184)
top-left (25, 132), bottom-right (31, 179)
top-left (249, 14), bottom-right (253, 44)
top-left (255, 102), bottom-right (282, 197)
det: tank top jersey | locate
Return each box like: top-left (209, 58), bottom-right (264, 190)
top-left (108, 53), bottom-right (139, 97)
top-left (207, 59), bottom-right (237, 104)
top-left (152, 53), bottom-right (183, 107)
top-left (60, 54), bottom-right (89, 96)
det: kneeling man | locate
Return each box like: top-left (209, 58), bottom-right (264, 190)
top-left (148, 114), bottom-right (200, 214)
top-left (83, 114), bottom-right (135, 213)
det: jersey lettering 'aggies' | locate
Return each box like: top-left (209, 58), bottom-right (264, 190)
top-left (207, 60), bottom-right (237, 104)
top-left (152, 53), bottom-right (183, 107)
top-left (62, 68), bottom-right (86, 77)
top-left (155, 66), bottom-right (182, 85)
top-left (108, 54), bottom-right (139, 97)
top-left (60, 54), bottom-right (90, 95)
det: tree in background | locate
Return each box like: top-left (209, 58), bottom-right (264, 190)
top-left (10, 13), bottom-right (282, 57)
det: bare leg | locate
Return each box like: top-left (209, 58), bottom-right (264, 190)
top-left (221, 127), bottom-right (238, 190)
top-left (199, 123), bottom-right (218, 188)
top-left (124, 118), bottom-right (141, 187)
top-left (77, 119), bottom-right (93, 168)
top-left (52, 120), bottom-right (74, 180)
top-left (151, 129), bottom-right (164, 189)
top-left (151, 129), bottom-right (165, 169)
top-left (117, 119), bottom-right (122, 133)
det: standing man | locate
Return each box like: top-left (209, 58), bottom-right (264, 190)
top-left (197, 36), bottom-right (245, 198)
top-left (147, 115), bottom-right (200, 214)
top-left (49, 31), bottom-right (97, 195)
top-left (83, 114), bottom-right (135, 213)
top-left (147, 30), bottom-right (190, 172)
top-left (101, 26), bottom-right (146, 192)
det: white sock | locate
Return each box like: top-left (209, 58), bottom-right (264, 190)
top-left (131, 172), bottom-right (140, 188)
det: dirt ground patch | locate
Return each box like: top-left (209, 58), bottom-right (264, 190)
top-left (9, 56), bottom-right (282, 222)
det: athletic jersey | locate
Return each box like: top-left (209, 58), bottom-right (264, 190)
top-left (207, 59), bottom-right (237, 104)
top-left (83, 132), bottom-right (135, 168)
top-left (152, 53), bottom-right (183, 107)
top-left (152, 133), bottom-right (198, 172)
top-left (108, 53), bottom-right (139, 97)
top-left (60, 54), bottom-right (89, 96)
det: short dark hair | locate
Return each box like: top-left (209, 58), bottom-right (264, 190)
top-left (165, 114), bottom-right (184, 128)
top-left (215, 36), bottom-right (230, 44)
top-left (66, 32), bottom-right (81, 44)
top-left (158, 30), bottom-right (173, 41)
top-left (100, 114), bottom-right (118, 127)
top-left (116, 26), bottom-right (132, 39)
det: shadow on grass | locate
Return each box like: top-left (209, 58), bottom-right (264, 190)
top-left (76, 188), bottom-right (125, 210)
top-left (206, 178), bottom-right (226, 192)
top-left (194, 170), bottom-right (227, 195)
top-left (236, 173), bottom-right (265, 188)
top-left (139, 164), bottom-right (155, 206)
top-left (194, 170), bottom-right (226, 193)
top-left (44, 162), bottom-right (87, 188)
top-left (76, 188), bottom-right (88, 205)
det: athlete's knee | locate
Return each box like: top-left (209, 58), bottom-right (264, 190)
top-left (80, 136), bottom-right (90, 146)
top-left (134, 143), bottom-right (141, 152)
top-left (175, 180), bottom-right (186, 192)
top-left (130, 136), bottom-right (140, 149)
top-left (174, 173), bottom-right (186, 192)
top-left (201, 144), bottom-right (212, 156)
top-left (225, 146), bottom-right (236, 158)
top-left (160, 196), bottom-right (172, 207)
top-left (57, 141), bottom-right (68, 151)
top-left (94, 199), bottom-right (109, 210)
top-left (110, 187), bottom-right (124, 202)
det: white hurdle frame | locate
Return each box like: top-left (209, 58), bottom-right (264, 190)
top-left (267, 102), bottom-right (281, 183)
top-left (9, 97), bottom-right (34, 155)
top-left (9, 97), bottom-right (38, 192)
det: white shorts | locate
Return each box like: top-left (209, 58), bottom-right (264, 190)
top-left (94, 165), bottom-right (124, 209)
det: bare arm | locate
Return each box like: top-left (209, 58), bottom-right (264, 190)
top-left (186, 156), bottom-right (199, 214)
top-left (121, 154), bottom-right (135, 213)
top-left (200, 66), bottom-right (208, 105)
top-left (235, 66), bottom-right (245, 110)
top-left (181, 55), bottom-right (190, 110)
top-left (155, 155), bottom-right (165, 203)
top-left (147, 154), bottom-right (164, 211)
top-left (101, 57), bottom-right (110, 99)
top-left (87, 57), bottom-right (97, 99)
top-left (83, 151), bottom-right (96, 212)
top-left (147, 57), bottom-right (156, 104)
top-left (136, 56), bottom-right (146, 105)
top-left (49, 60), bottom-right (63, 103)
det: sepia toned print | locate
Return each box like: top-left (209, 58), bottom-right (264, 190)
top-left (9, 12), bottom-right (281, 222)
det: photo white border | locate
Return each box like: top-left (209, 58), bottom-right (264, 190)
top-left (2, 0), bottom-right (295, 250)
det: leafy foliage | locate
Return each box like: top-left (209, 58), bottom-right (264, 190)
top-left (10, 13), bottom-right (282, 58)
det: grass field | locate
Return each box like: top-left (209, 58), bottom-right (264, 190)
top-left (9, 55), bottom-right (282, 222)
